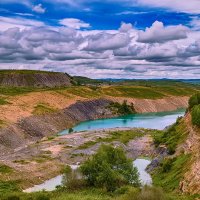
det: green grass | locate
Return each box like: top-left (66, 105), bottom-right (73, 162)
top-left (102, 86), bottom-right (165, 99)
top-left (0, 164), bottom-right (13, 174)
top-left (32, 103), bottom-right (58, 115)
top-left (0, 186), bottom-right (198, 200)
top-left (64, 86), bottom-right (102, 98)
top-left (152, 154), bottom-right (191, 192)
top-left (0, 98), bottom-right (10, 105)
top-left (0, 180), bottom-right (20, 194)
top-left (153, 117), bottom-right (188, 154)
top-left (77, 129), bottom-right (154, 150)
top-left (0, 80), bottom-right (199, 98)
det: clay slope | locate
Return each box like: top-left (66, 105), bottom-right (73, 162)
top-left (0, 99), bottom-right (113, 152)
top-left (108, 96), bottom-right (189, 113)
top-left (179, 113), bottom-right (200, 194)
top-left (0, 70), bottom-right (73, 87)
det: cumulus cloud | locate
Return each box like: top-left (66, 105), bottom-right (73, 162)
top-left (0, 17), bottom-right (200, 78)
top-left (32, 4), bottom-right (46, 14)
top-left (0, 17), bottom-right (45, 31)
top-left (137, 0), bottom-right (200, 14)
top-left (137, 21), bottom-right (188, 43)
top-left (59, 18), bottom-right (90, 29)
top-left (84, 32), bottom-right (131, 51)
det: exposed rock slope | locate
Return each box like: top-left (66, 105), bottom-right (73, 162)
top-left (179, 114), bottom-right (200, 194)
top-left (108, 96), bottom-right (189, 113)
top-left (0, 70), bottom-right (73, 87)
top-left (0, 99), bottom-right (113, 151)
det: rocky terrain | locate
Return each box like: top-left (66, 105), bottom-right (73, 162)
top-left (108, 96), bottom-right (189, 113)
top-left (0, 127), bottom-right (156, 189)
top-left (0, 99), bottom-right (114, 151)
top-left (179, 113), bottom-right (200, 194)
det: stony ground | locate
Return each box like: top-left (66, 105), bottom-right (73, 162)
top-left (0, 128), bottom-right (156, 189)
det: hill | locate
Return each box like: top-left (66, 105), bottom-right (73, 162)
top-left (0, 70), bottom-right (74, 88)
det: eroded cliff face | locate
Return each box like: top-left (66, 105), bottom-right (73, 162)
top-left (0, 71), bottom-right (73, 87)
top-left (108, 96), bottom-right (189, 113)
top-left (179, 114), bottom-right (200, 194)
top-left (0, 99), bottom-right (113, 151)
top-left (0, 96), bottom-right (189, 153)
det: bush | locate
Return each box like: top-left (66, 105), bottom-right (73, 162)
top-left (62, 165), bottom-right (86, 191)
top-left (35, 194), bottom-right (50, 200)
top-left (162, 158), bottom-right (176, 173)
top-left (118, 186), bottom-right (166, 200)
top-left (188, 93), bottom-right (200, 110)
top-left (191, 105), bottom-right (200, 127)
top-left (80, 145), bottom-right (140, 192)
top-left (109, 100), bottom-right (136, 115)
top-left (6, 195), bottom-right (20, 200)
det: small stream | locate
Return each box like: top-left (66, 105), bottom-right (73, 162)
top-left (133, 159), bottom-right (152, 186)
top-left (24, 159), bottom-right (152, 193)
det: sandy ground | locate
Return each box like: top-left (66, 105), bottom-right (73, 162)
top-left (0, 91), bottom-right (85, 123)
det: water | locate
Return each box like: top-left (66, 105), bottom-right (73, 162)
top-left (23, 175), bottom-right (63, 193)
top-left (133, 159), bottom-right (152, 186)
top-left (23, 165), bottom-right (79, 193)
top-left (60, 109), bottom-right (185, 135)
top-left (24, 109), bottom-right (185, 192)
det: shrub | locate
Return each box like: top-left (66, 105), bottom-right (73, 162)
top-left (6, 195), bottom-right (20, 200)
top-left (80, 145), bottom-right (140, 192)
top-left (109, 100), bottom-right (136, 115)
top-left (35, 194), bottom-right (50, 200)
top-left (161, 158), bottom-right (176, 173)
top-left (188, 93), bottom-right (200, 110)
top-left (118, 186), bottom-right (166, 200)
top-left (191, 105), bottom-right (200, 127)
top-left (62, 165), bottom-right (86, 191)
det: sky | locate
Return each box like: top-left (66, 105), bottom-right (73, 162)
top-left (0, 0), bottom-right (200, 79)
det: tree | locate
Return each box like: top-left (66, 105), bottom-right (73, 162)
top-left (68, 128), bottom-right (74, 134)
top-left (80, 145), bottom-right (140, 192)
top-left (191, 105), bottom-right (200, 127)
top-left (189, 93), bottom-right (200, 110)
top-left (62, 165), bottom-right (85, 191)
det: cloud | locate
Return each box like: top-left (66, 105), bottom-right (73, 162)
top-left (137, 21), bottom-right (188, 43)
top-left (84, 32), bottom-right (130, 51)
top-left (32, 4), bottom-right (46, 14)
top-left (59, 18), bottom-right (90, 29)
top-left (137, 0), bottom-right (200, 14)
top-left (190, 17), bottom-right (200, 31)
top-left (0, 17), bottom-right (199, 79)
top-left (0, 17), bottom-right (45, 31)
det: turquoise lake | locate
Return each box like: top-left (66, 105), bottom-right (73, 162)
top-left (60, 109), bottom-right (185, 135)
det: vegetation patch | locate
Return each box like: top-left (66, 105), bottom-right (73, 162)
top-left (0, 164), bottom-right (13, 174)
top-left (0, 180), bottom-right (20, 194)
top-left (32, 103), bottom-right (58, 115)
top-left (102, 86), bottom-right (165, 99)
top-left (79, 145), bottom-right (140, 192)
top-left (152, 154), bottom-right (191, 192)
top-left (77, 129), bottom-right (150, 150)
top-left (108, 100), bottom-right (136, 115)
top-left (153, 117), bottom-right (188, 155)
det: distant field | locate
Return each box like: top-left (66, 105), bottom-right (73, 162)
top-left (0, 82), bottom-right (199, 99)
